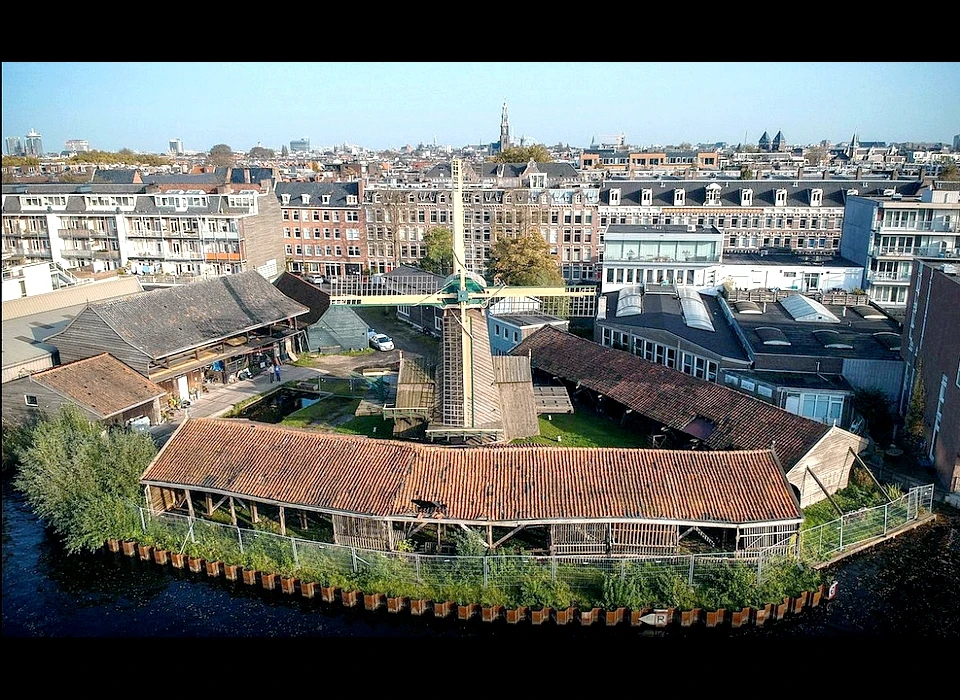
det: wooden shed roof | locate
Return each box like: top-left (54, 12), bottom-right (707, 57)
top-left (51, 271), bottom-right (309, 360)
top-left (511, 325), bottom-right (832, 470)
top-left (141, 418), bottom-right (802, 526)
top-left (31, 352), bottom-right (167, 418)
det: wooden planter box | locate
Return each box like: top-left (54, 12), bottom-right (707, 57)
top-left (531, 607), bottom-right (553, 625)
top-left (811, 586), bottom-right (824, 608)
top-left (706, 609), bottom-right (727, 627)
top-left (261, 573), bottom-right (277, 591)
top-left (505, 606), bottom-right (528, 624)
top-left (300, 581), bottom-right (317, 599)
top-left (280, 577), bottom-right (297, 595)
top-left (171, 552), bottom-right (186, 569)
top-left (188, 557), bottom-right (203, 573)
top-left (775, 597), bottom-right (791, 620)
top-left (320, 586), bottom-right (339, 603)
top-left (205, 560), bottom-right (222, 578)
top-left (680, 608), bottom-right (702, 627)
top-left (433, 601), bottom-right (454, 619)
top-left (387, 596), bottom-right (409, 614)
top-left (152, 549), bottom-right (169, 566)
top-left (579, 608), bottom-right (603, 625)
top-left (730, 607), bottom-right (752, 628)
top-left (556, 607), bottom-right (578, 625)
top-left (605, 607), bottom-right (627, 626)
top-left (106, 539), bottom-right (121, 553)
top-left (629, 608), bottom-right (653, 627)
top-left (481, 605), bottom-right (504, 622)
top-left (341, 590), bottom-right (361, 608)
top-left (224, 564), bottom-right (240, 581)
top-left (755, 604), bottom-right (773, 626)
top-left (364, 593), bottom-right (386, 611)
top-left (122, 540), bottom-right (137, 557)
top-left (410, 599), bottom-right (432, 616)
top-left (242, 569), bottom-right (258, 586)
top-left (791, 592), bottom-right (809, 614)
top-left (457, 603), bottom-right (479, 621)
top-left (137, 544), bottom-right (153, 561)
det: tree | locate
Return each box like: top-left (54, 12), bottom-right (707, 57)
top-left (247, 146), bottom-right (275, 160)
top-left (207, 144), bottom-right (235, 167)
top-left (740, 165), bottom-right (755, 180)
top-left (12, 405), bottom-right (157, 553)
top-left (117, 147), bottom-right (137, 162)
top-left (938, 160), bottom-right (959, 181)
top-left (489, 144), bottom-right (552, 163)
top-left (420, 226), bottom-right (454, 276)
top-left (489, 230), bottom-right (564, 287)
top-left (805, 146), bottom-right (829, 167)
top-left (904, 361), bottom-right (926, 450)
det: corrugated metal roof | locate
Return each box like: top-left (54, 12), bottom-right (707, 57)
top-left (142, 418), bottom-right (802, 526)
top-left (2, 277), bottom-right (143, 321)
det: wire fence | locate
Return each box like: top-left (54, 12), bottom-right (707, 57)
top-left (134, 483), bottom-right (935, 605)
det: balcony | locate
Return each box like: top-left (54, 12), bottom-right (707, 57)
top-left (127, 229), bottom-right (163, 238)
top-left (867, 270), bottom-right (912, 282)
top-left (58, 228), bottom-right (114, 239)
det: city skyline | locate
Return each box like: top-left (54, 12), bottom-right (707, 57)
top-left (2, 61), bottom-right (959, 155)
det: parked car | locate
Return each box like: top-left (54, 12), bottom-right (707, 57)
top-left (369, 333), bottom-right (394, 351)
top-left (306, 274), bottom-right (325, 285)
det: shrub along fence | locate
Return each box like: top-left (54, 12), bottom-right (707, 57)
top-left (127, 484), bottom-right (934, 613)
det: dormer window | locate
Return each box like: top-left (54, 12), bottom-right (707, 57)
top-left (281, 193), bottom-right (291, 205)
top-left (705, 183), bottom-right (721, 205)
top-left (322, 194), bottom-right (331, 204)
top-left (775, 189), bottom-right (787, 206)
top-left (609, 188), bottom-right (621, 206)
top-left (740, 188), bottom-right (753, 206)
top-left (674, 188), bottom-right (685, 206)
top-left (529, 173), bottom-right (546, 188)
top-left (810, 188), bottom-right (823, 207)
top-left (346, 195), bottom-right (358, 205)
top-left (301, 194), bottom-right (311, 205)
top-left (640, 189), bottom-right (652, 206)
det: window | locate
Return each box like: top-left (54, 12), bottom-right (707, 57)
top-left (25, 395), bottom-right (39, 407)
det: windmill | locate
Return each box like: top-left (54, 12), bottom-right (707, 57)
top-left (328, 159), bottom-right (597, 444)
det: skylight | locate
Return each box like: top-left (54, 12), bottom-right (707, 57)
top-left (780, 295), bottom-right (840, 323)
top-left (733, 300), bottom-right (763, 314)
top-left (616, 286), bottom-right (643, 318)
top-left (677, 286), bottom-right (714, 332)
top-left (755, 326), bottom-right (791, 346)
top-left (812, 329), bottom-right (854, 349)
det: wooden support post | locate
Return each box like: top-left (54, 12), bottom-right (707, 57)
top-left (251, 502), bottom-right (259, 524)
top-left (848, 447), bottom-right (893, 502)
top-left (185, 489), bottom-right (195, 518)
top-left (805, 467), bottom-right (844, 517)
top-left (487, 524), bottom-right (493, 549)
top-left (144, 485), bottom-right (152, 513)
top-left (230, 497), bottom-right (237, 527)
top-left (279, 506), bottom-right (286, 536)
top-left (300, 511), bottom-right (308, 529)
top-left (206, 494), bottom-right (214, 516)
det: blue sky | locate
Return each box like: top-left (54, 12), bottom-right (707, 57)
top-left (3, 62), bottom-right (958, 155)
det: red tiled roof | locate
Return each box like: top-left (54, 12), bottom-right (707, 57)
top-left (142, 418), bottom-right (802, 526)
top-left (32, 353), bottom-right (166, 418)
top-left (511, 326), bottom-right (831, 470)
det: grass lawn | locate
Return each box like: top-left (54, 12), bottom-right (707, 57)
top-left (511, 412), bottom-right (650, 448)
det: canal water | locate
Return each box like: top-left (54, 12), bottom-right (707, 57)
top-left (3, 474), bottom-right (958, 639)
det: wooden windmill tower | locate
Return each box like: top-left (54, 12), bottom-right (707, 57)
top-left (328, 159), bottom-right (596, 444)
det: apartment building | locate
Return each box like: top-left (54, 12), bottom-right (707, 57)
top-left (275, 181), bottom-right (365, 279)
top-left (839, 181), bottom-right (960, 314)
top-left (1, 168), bottom-right (286, 281)
top-left (900, 260), bottom-right (960, 494)
top-left (579, 147), bottom-right (721, 175)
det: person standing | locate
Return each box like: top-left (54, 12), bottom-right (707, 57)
top-left (273, 359), bottom-right (282, 383)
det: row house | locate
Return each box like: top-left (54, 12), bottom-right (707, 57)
top-left (275, 181), bottom-right (365, 279)
top-left (363, 181), bottom-right (602, 281)
top-left (598, 178), bottom-right (924, 269)
top-left (839, 181), bottom-right (960, 313)
top-left (1, 168), bottom-right (286, 281)
top-left (579, 148), bottom-right (721, 175)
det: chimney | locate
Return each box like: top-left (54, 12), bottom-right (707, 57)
top-left (855, 166), bottom-right (862, 180)
top-left (244, 168), bottom-right (251, 184)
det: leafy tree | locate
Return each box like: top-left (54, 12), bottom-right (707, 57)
top-left (740, 165), bottom-right (755, 180)
top-left (117, 147), bottom-right (136, 162)
top-left (904, 362), bottom-right (926, 449)
top-left (420, 226), bottom-right (454, 275)
top-left (489, 144), bottom-right (552, 163)
top-left (207, 143), bottom-right (235, 167)
top-left (12, 405), bottom-right (157, 553)
top-left (938, 160), bottom-right (959, 181)
top-left (247, 146), bottom-right (275, 160)
top-left (489, 230), bottom-right (563, 287)
top-left (2, 155), bottom-right (40, 168)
